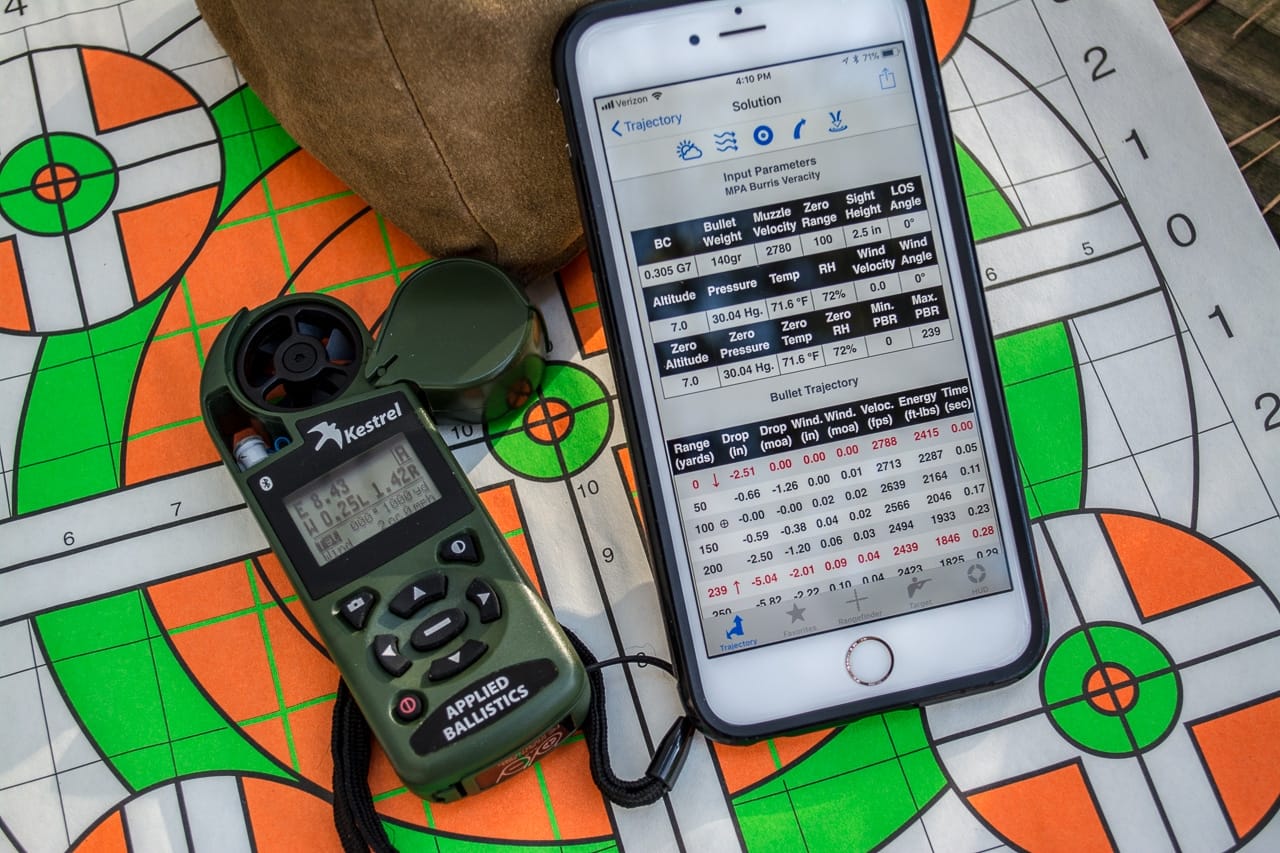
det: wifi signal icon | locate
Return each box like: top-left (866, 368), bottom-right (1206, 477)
top-left (652, 91), bottom-right (663, 101)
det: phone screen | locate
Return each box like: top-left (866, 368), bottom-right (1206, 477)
top-left (593, 40), bottom-right (1015, 658)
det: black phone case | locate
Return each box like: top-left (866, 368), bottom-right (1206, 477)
top-left (553, 0), bottom-right (1048, 742)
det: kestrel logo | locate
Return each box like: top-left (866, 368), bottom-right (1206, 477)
top-left (308, 421), bottom-right (343, 451)
top-left (306, 402), bottom-right (404, 453)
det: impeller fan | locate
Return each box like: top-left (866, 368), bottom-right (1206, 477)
top-left (233, 300), bottom-right (363, 411)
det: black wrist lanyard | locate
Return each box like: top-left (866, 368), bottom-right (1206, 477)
top-left (331, 626), bottom-right (696, 853)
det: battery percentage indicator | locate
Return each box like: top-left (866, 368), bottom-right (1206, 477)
top-left (844, 46), bottom-right (898, 65)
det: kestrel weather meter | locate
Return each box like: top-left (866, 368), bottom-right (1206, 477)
top-left (200, 260), bottom-right (591, 802)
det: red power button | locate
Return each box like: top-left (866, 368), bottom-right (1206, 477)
top-left (394, 690), bottom-right (425, 723)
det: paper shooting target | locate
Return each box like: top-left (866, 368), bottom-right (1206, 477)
top-left (927, 511), bottom-right (1280, 851)
top-left (0, 47), bottom-right (219, 332)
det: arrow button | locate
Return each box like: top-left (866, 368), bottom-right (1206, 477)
top-left (372, 635), bottom-right (411, 677)
top-left (427, 639), bottom-right (488, 682)
top-left (611, 119), bottom-right (622, 137)
top-left (466, 578), bottom-right (502, 623)
top-left (389, 573), bottom-right (447, 618)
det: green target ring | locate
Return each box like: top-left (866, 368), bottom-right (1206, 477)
top-left (1041, 623), bottom-right (1180, 756)
top-left (0, 133), bottom-right (118, 235)
top-left (486, 363), bottom-right (613, 480)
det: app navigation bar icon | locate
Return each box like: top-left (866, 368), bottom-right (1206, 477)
top-left (676, 139), bottom-right (703, 161)
top-left (906, 577), bottom-right (933, 599)
top-left (714, 130), bottom-right (738, 151)
top-left (847, 589), bottom-right (867, 612)
top-left (753, 124), bottom-right (774, 146)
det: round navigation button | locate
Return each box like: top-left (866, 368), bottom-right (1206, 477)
top-left (393, 690), bottom-right (426, 723)
top-left (845, 636), bottom-right (894, 686)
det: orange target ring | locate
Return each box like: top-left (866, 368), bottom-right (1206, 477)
top-left (927, 0), bottom-right (974, 62)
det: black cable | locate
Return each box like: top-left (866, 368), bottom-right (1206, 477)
top-left (253, 559), bottom-right (330, 660)
top-left (562, 627), bottom-right (696, 809)
top-left (587, 653), bottom-right (675, 675)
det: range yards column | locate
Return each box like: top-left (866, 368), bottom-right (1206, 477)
top-left (631, 177), bottom-right (952, 398)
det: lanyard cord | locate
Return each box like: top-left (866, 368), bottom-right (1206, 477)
top-left (332, 679), bottom-right (396, 853)
top-left (562, 626), bottom-right (697, 809)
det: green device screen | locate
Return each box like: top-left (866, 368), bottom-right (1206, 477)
top-left (283, 434), bottom-right (443, 566)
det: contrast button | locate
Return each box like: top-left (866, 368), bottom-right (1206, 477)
top-left (439, 532), bottom-right (481, 564)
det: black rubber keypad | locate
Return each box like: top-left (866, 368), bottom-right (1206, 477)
top-left (355, 530), bottom-right (505, 688)
top-left (373, 634), bottom-right (411, 677)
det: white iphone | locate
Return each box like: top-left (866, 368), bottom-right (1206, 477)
top-left (554, 0), bottom-right (1047, 740)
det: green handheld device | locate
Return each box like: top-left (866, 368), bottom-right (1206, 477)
top-left (199, 260), bottom-right (591, 801)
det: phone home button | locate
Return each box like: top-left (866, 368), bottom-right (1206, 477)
top-left (845, 636), bottom-right (894, 686)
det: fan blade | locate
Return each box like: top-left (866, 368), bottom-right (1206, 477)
top-left (261, 377), bottom-right (286, 405)
top-left (297, 319), bottom-right (325, 338)
top-left (281, 379), bottom-right (311, 408)
top-left (326, 327), bottom-right (356, 363)
top-left (258, 316), bottom-right (293, 352)
top-left (244, 350), bottom-right (278, 388)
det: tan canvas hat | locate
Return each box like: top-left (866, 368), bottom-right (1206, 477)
top-left (196, 0), bottom-right (588, 282)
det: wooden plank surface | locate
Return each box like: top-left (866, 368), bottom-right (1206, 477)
top-left (1155, 0), bottom-right (1280, 244)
